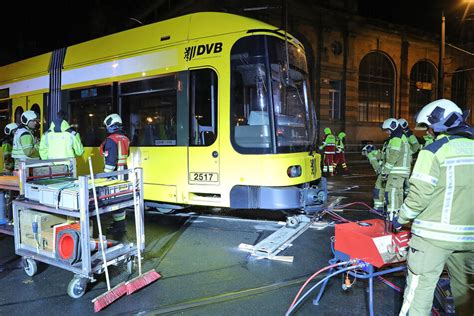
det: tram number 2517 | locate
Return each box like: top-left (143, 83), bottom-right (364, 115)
top-left (189, 172), bottom-right (219, 183)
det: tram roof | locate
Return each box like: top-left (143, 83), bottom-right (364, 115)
top-left (0, 12), bottom-right (278, 85)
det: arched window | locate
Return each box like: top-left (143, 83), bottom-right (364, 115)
top-left (409, 60), bottom-right (437, 118)
top-left (14, 107), bottom-right (24, 125)
top-left (358, 52), bottom-right (395, 122)
top-left (452, 69), bottom-right (469, 109)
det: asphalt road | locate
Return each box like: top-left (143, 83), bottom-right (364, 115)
top-left (0, 159), bottom-right (406, 315)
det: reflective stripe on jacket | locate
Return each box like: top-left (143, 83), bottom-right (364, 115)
top-left (399, 134), bottom-right (474, 248)
top-left (100, 133), bottom-right (130, 170)
top-left (12, 127), bottom-right (39, 160)
top-left (382, 134), bottom-right (411, 177)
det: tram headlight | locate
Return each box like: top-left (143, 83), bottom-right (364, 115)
top-left (287, 165), bottom-right (302, 178)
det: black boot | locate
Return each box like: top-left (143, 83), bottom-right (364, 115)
top-left (107, 219), bottom-right (127, 240)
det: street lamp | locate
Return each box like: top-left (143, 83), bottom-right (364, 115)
top-left (438, 11), bottom-right (445, 98)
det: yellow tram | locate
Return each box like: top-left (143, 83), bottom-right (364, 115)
top-left (0, 12), bottom-right (326, 213)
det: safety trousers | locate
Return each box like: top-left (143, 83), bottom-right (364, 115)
top-left (112, 165), bottom-right (126, 222)
top-left (322, 153), bottom-right (335, 176)
top-left (400, 236), bottom-right (474, 316)
top-left (373, 174), bottom-right (385, 210)
top-left (385, 175), bottom-right (406, 215)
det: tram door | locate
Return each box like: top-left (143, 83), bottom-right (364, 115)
top-left (187, 69), bottom-right (220, 189)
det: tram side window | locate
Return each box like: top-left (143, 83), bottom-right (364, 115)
top-left (190, 69), bottom-right (218, 146)
top-left (68, 86), bottom-right (113, 146)
top-left (0, 101), bottom-right (10, 137)
top-left (121, 75), bottom-right (177, 146)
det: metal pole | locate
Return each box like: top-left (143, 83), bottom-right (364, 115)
top-left (438, 11), bottom-right (445, 98)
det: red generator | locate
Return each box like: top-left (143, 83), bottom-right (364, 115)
top-left (334, 219), bottom-right (410, 268)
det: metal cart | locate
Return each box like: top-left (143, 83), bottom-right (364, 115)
top-left (13, 159), bottom-right (145, 298)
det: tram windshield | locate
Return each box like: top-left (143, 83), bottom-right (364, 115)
top-left (231, 35), bottom-right (316, 154)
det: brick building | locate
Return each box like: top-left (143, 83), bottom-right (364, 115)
top-left (162, 0), bottom-right (474, 145)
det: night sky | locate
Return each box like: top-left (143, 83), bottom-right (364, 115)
top-left (0, 0), bottom-right (469, 66)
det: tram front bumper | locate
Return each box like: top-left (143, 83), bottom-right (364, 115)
top-left (229, 178), bottom-right (327, 211)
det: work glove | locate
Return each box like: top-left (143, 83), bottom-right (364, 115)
top-left (361, 144), bottom-right (375, 157)
top-left (391, 216), bottom-right (402, 231)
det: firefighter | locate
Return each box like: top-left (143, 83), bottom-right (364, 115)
top-left (362, 140), bottom-right (388, 212)
top-left (334, 131), bottom-right (350, 174)
top-left (39, 111), bottom-right (84, 160)
top-left (380, 118), bottom-right (411, 217)
top-left (100, 113), bottom-right (130, 236)
top-left (12, 110), bottom-right (40, 170)
top-left (2, 123), bottom-right (18, 173)
top-left (393, 99), bottom-right (474, 316)
top-left (398, 118), bottom-right (420, 154)
top-left (319, 127), bottom-right (336, 176)
top-left (398, 118), bottom-right (419, 196)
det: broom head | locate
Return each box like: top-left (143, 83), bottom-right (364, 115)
top-left (92, 281), bottom-right (127, 312)
top-left (125, 269), bottom-right (161, 295)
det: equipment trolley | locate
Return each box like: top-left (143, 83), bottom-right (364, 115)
top-left (12, 159), bottom-right (145, 298)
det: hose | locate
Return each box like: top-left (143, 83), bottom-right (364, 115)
top-left (286, 263), bottom-right (364, 315)
top-left (287, 260), bottom-right (353, 313)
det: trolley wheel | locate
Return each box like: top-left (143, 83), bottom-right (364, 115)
top-left (67, 277), bottom-right (88, 299)
top-left (23, 258), bottom-right (37, 277)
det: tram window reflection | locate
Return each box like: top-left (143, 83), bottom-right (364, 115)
top-left (120, 75), bottom-right (177, 146)
top-left (67, 85), bottom-right (113, 147)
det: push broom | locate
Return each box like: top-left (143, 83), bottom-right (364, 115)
top-left (125, 154), bottom-right (161, 295)
top-left (89, 158), bottom-right (127, 312)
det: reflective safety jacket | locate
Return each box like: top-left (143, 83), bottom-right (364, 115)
top-left (404, 129), bottom-right (420, 154)
top-left (100, 132), bottom-right (130, 172)
top-left (422, 134), bottom-right (434, 148)
top-left (12, 126), bottom-right (39, 168)
top-left (336, 132), bottom-right (346, 153)
top-left (381, 133), bottom-right (411, 178)
top-left (367, 140), bottom-right (388, 174)
top-left (2, 138), bottom-right (13, 172)
top-left (39, 120), bottom-right (84, 160)
top-left (319, 128), bottom-right (336, 154)
top-left (399, 134), bottom-right (474, 249)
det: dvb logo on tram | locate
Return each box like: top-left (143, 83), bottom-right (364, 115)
top-left (184, 42), bottom-right (223, 61)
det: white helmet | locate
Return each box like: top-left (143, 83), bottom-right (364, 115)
top-left (382, 118), bottom-right (399, 131)
top-left (21, 110), bottom-right (38, 125)
top-left (104, 113), bottom-right (122, 127)
top-left (416, 99), bottom-right (464, 132)
top-left (4, 123), bottom-right (18, 135)
top-left (398, 118), bottom-right (409, 130)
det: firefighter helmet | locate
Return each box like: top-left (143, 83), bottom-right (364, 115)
top-left (104, 113), bottom-right (123, 133)
top-left (398, 118), bottom-right (409, 130)
top-left (21, 110), bottom-right (38, 126)
top-left (4, 123), bottom-right (18, 135)
top-left (382, 118), bottom-right (399, 131)
top-left (416, 99), bottom-right (464, 132)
